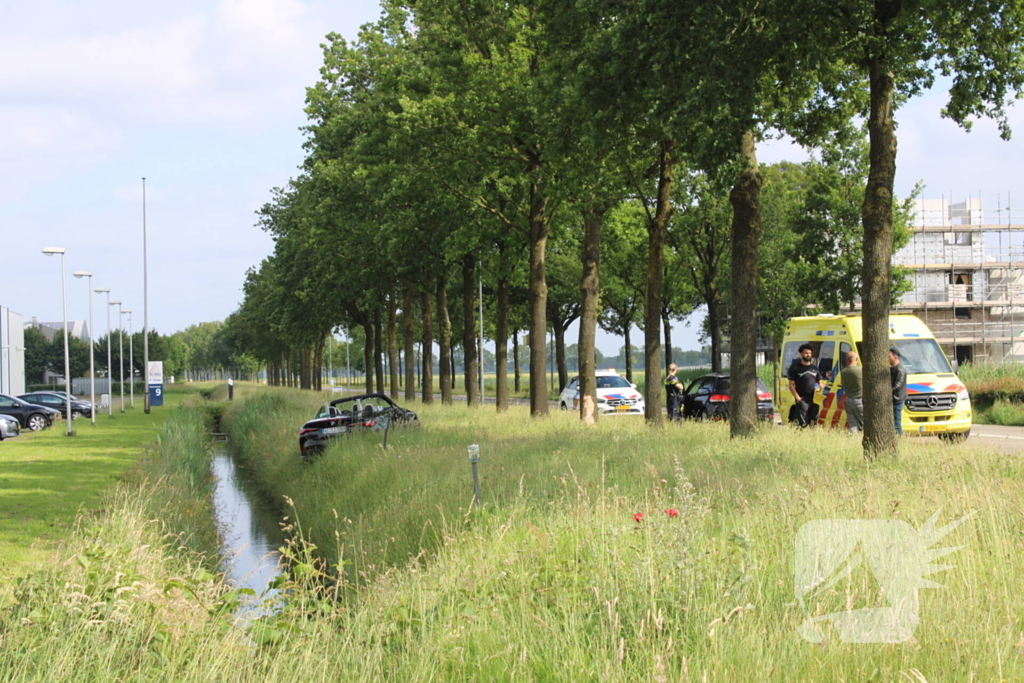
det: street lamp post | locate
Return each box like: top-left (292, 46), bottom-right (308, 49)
top-left (95, 288), bottom-right (112, 416)
top-left (73, 271), bottom-right (96, 425)
top-left (42, 247), bottom-right (73, 436)
top-left (111, 300), bottom-right (124, 413)
top-left (123, 310), bottom-right (134, 408)
top-left (142, 177), bottom-right (150, 414)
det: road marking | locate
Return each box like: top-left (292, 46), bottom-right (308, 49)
top-left (976, 433), bottom-right (1024, 441)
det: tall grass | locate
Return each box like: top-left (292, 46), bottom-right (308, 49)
top-left (959, 360), bottom-right (1024, 397)
top-left (217, 389), bottom-right (1024, 679)
top-left (6, 390), bottom-right (1024, 680)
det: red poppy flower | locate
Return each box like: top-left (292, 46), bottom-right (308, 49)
top-left (665, 509), bottom-right (679, 518)
top-left (633, 512), bottom-right (644, 523)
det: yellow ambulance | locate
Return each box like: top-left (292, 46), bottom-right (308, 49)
top-left (776, 314), bottom-right (972, 440)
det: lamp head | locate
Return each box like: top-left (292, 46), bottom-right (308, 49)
top-left (42, 247), bottom-right (66, 256)
top-left (109, 300), bottom-right (122, 306)
top-left (94, 288), bottom-right (110, 294)
top-left (122, 309), bottom-right (132, 315)
top-left (73, 271), bottom-right (92, 278)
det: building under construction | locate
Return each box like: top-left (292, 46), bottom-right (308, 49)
top-left (892, 197), bottom-right (1024, 365)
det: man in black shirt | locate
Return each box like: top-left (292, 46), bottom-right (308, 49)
top-left (788, 343), bottom-right (822, 427)
top-left (889, 347), bottom-right (907, 436)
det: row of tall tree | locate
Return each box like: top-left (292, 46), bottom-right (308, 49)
top-left (223, 0), bottom-right (1023, 456)
top-left (23, 322), bottom-right (263, 385)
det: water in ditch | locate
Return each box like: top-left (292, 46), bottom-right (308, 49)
top-left (211, 445), bottom-right (287, 619)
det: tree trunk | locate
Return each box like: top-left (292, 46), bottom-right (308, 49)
top-left (421, 287), bottom-right (434, 404)
top-left (528, 178), bottom-right (550, 417)
top-left (862, 53), bottom-right (899, 458)
top-left (644, 141), bottom-right (674, 425)
top-left (662, 307), bottom-right (672, 373)
top-left (728, 129), bottom-right (763, 438)
top-left (363, 320), bottom-right (374, 394)
top-left (315, 335), bottom-right (325, 391)
top-left (403, 284), bottom-right (416, 402)
top-left (495, 276), bottom-right (510, 412)
top-left (437, 275), bottom-right (453, 405)
top-left (300, 347), bottom-right (311, 390)
top-left (578, 210), bottom-right (601, 423)
top-left (554, 322), bottom-right (568, 391)
top-left (374, 310), bottom-right (384, 394)
top-left (388, 293), bottom-right (399, 397)
top-left (513, 331), bottom-right (521, 393)
top-left (710, 298), bottom-right (723, 373)
top-left (462, 253), bottom-right (478, 405)
top-left (624, 327), bottom-right (633, 383)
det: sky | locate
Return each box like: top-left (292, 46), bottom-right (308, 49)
top-left (3, 1), bottom-right (1023, 356)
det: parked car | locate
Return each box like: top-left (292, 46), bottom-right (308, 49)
top-left (299, 393), bottom-right (420, 458)
top-left (0, 393), bottom-right (55, 431)
top-left (680, 373), bottom-right (775, 422)
top-left (558, 370), bottom-right (645, 416)
top-left (19, 391), bottom-right (95, 420)
top-left (0, 414), bottom-right (20, 440)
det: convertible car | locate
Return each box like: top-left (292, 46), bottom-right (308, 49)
top-left (298, 393), bottom-right (419, 458)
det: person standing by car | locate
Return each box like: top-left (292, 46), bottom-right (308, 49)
top-left (664, 364), bottom-right (684, 420)
top-left (840, 351), bottom-right (864, 433)
top-left (788, 343), bottom-right (822, 427)
top-left (889, 347), bottom-right (907, 436)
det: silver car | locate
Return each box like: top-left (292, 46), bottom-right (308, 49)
top-left (0, 413), bottom-right (20, 440)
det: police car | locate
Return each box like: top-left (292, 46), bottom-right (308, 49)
top-left (558, 370), bottom-right (645, 415)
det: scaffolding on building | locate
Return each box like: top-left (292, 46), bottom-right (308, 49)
top-left (892, 197), bottom-right (1024, 364)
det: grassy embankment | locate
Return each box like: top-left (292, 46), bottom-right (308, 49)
top-left (0, 388), bottom-right (205, 574)
top-left (959, 361), bottom-right (1024, 426)
top-left (4, 383), bottom-right (1024, 680)
top-left (221, 389), bottom-right (1024, 679)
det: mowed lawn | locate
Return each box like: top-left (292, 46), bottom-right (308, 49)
top-left (0, 391), bottom-right (188, 577)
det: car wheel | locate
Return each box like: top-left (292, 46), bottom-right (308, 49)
top-left (939, 430), bottom-right (970, 444)
top-left (707, 406), bottom-right (729, 422)
top-left (27, 414), bottom-right (48, 431)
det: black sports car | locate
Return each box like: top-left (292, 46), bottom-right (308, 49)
top-left (681, 374), bottom-right (775, 422)
top-left (298, 393), bottom-right (419, 457)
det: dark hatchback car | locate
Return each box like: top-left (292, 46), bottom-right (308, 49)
top-left (0, 393), bottom-right (55, 431)
top-left (19, 391), bottom-right (95, 420)
top-left (681, 374), bottom-right (775, 422)
top-left (299, 393), bottom-right (420, 458)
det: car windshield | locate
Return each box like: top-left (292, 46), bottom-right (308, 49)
top-left (884, 339), bottom-right (953, 375)
top-left (326, 396), bottom-right (397, 416)
top-left (595, 376), bottom-right (631, 389)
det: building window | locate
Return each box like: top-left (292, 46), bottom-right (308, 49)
top-left (944, 232), bottom-right (973, 246)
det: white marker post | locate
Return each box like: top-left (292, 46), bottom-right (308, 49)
top-left (468, 443), bottom-right (481, 507)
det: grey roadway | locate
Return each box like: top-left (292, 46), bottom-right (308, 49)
top-left (966, 423), bottom-right (1024, 453)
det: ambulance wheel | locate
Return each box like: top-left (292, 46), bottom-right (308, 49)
top-left (939, 430), bottom-right (970, 444)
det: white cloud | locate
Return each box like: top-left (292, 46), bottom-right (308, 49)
top-left (0, 106), bottom-right (121, 201)
top-left (0, 0), bottom-right (337, 132)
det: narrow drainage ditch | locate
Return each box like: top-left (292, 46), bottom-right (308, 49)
top-left (211, 441), bottom-right (286, 619)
